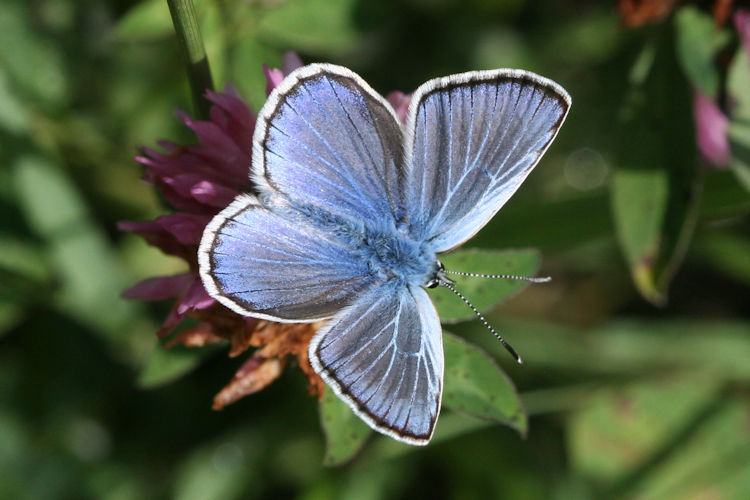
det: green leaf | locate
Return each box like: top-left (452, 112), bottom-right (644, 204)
top-left (12, 155), bottom-right (153, 355)
top-left (699, 170), bottom-right (750, 220)
top-left (478, 316), bottom-right (750, 380)
top-left (114, 0), bottom-right (175, 41)
top-left (0, 1), bottom-right (68, 107)
top-left (319, 387), bottom-right (371, 466)
top-left (627, 397), bottom-right (750, 500)
top-left (694, 229), bottom-right (750, 286)
top-left (569, 378), bottom-right (721, 483)
top-left (364, 412), bottom-right (496, 460)
top-left (546, 9), bottom-right (622, 65)
top-left (0, 301), bottom-right (23, 338)
top-left (171, 431), bottom-right (260, 500)
top-left (612, 30), bottom-right (701, 305)
top-left (226, 38), bottom-right (281, 111)
top-left (675, 6), bottom-right (731, 97)
top-left (0, 236), bottom-right (51, 286)
top-left (611, 168), bottom-right (668, 302)
top-left (138, 339), bottom-right (219, 388)
top-left (429, 248), bottom-right (543, 323)
top-left (727, 42), bottom-right (750, 192)
top-left (442, 332), bottom-right (526, 435)
top-left (0, 69), bottom-right (31, 134)
top-left (114, 0), bottom-right (214, 42)
top-left (258, 0), bottom-right (359, 55)
top-left (570, 380), bottom-right (750, 499)
top-left (200, 0), bottom-right (226, 91)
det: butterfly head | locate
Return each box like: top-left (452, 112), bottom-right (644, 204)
top-left (424, 260), bottom-right (453, 289)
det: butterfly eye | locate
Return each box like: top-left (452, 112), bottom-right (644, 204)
top-left (423, 260), bottom-right (446, 288)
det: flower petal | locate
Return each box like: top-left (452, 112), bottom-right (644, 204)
top-left (386, 91), bottom-right (411, 124)
top-left (282, 51), bottom-right (303, 74)
top-left (181, 127), bottom-right (249, 179)
top-left (156, 213), bottom-right (212, 245)
top-left (693, 91), bottom-right (730, 166)
top-left (122, 272), bottom-right (194, 300)
top-left (205, 88), bottom-right (257, 153)
top-left (212, 356), bottom-right (285, 410)
top-left (176, 279), bottom-right (215, 315)
top-left (164, 322), bottom-right (224, 348)
top-left (155, 178), bottom-right (214, 214)
top-left (157, 303), bottom-right (184, 338)
top-left (190, 180), bottom-right (238, 207)
top-left (264, 65), bottom-right (285, 96)
top-left (118, 220), bottom-right (185, 257)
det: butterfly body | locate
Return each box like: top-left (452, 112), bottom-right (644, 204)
top-left (264, 193), bottom-right (440, 289)
top-left (199, 63), bottom-right (570, 445)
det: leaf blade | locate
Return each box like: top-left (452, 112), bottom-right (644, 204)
top-left (319, 388), bottom-right (371, 466)
top-left (442, 332), bottom-right (527, 435)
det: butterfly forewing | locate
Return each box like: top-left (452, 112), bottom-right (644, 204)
top-left (404, 70), bottom-right (571, 252)
top-left (199, 194), bottom-right (373, 322)
top-left (252, 64), bottom-right (405, 226)
top-left (309, 283), bottom-right (444, 445)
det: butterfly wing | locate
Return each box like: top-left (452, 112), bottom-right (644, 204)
top-left (200, 64), bottom-right (408, 322)
top-left (404, 70), bottom-right (571, 252)
top-left (199, 194), bottom-right (373, 322)
top-left (309, 283), bottom-right (444, 445)
top-left (252, 64), bottom-right (405, 226)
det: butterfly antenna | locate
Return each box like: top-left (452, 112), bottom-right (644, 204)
top-left (444, 270), bottom-right (551, 283)
top-left (438, 279), bottom-right (523, 364)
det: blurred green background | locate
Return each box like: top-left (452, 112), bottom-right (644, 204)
top-left (2, 0), bottom-right (750, 498)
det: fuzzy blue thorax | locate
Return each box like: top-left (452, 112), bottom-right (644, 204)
top-left (358, 226), bottom-right (439, 288)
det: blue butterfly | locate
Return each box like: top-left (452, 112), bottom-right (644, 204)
top-left (199, 64), bottom-right (570, 445)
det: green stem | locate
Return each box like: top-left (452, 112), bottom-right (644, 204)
top-left (167, 0), bottom-right (214, 119)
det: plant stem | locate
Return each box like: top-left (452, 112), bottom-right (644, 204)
top-left (167, 0), bottom-right (214, 119)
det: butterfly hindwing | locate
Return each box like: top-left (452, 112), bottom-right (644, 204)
top-left (404, 70), bottom-right (571, 252)
top-left (199, 194), bottom-right (373, 322)
top-left (309, 283), bottom-right (444, 445)
top-left (252, 64), bottom-right (405, 226)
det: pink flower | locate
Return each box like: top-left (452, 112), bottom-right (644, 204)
top-left (120, 55), bottom-right (303, 337)
top-left (386, 91), bottom-right (412, 123)
top-left (693, 91), bottom-right (730, 167)
top-left (691, 9), bottom-right (750, 168)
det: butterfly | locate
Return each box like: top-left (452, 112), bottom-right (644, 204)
top-left (198, 64), bottom-right (570, 445)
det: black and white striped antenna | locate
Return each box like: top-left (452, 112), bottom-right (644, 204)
top-left (434, 265), bottom-right (552, 364)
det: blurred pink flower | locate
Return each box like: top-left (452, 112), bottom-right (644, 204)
top-left (693, 91), bottom-right (730, 167)
top-left (386, 91), bottom-right (412, 123)
top-left (691, 8), bottom-right (750, 168)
